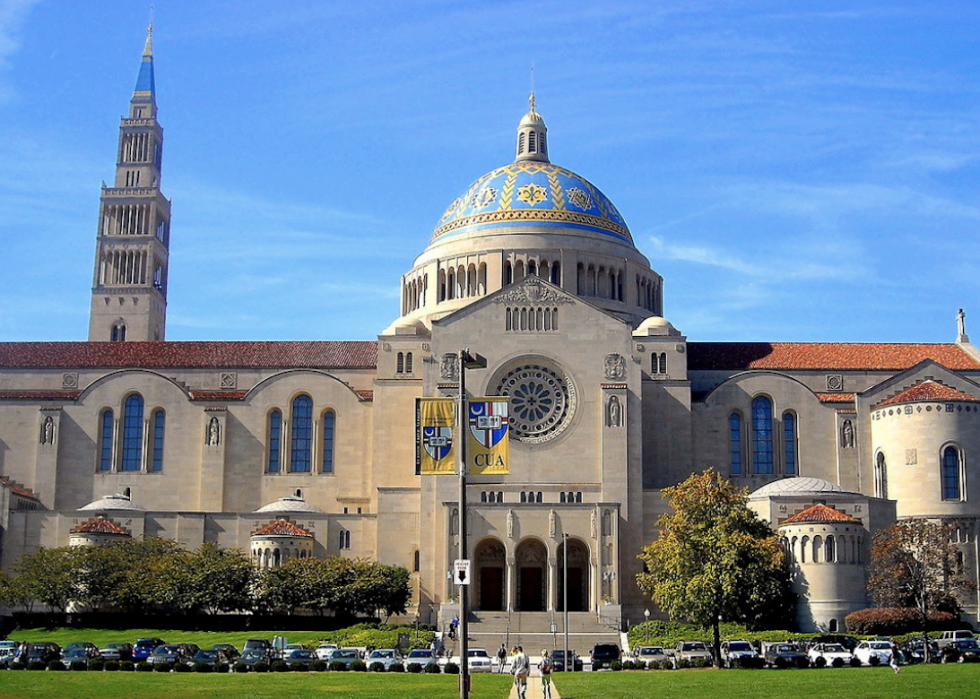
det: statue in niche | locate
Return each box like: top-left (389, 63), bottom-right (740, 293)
top-left (604, 353), bottom-right (627, 380)
top-left (440, 353), bottom-right (459, 381)
top-left (591, 509), bottom-right (598, 539)
top-left (602, 510), bottom-right (612, 537)
top-left (450, 508), bottom-right (459, 536)
top-left (507, 509), bottom-right (515, 538)
top-left (207, 417), bottom-right (220, 446)
top-left (40, 416), bottom-right (54, 445)
top-left (607, 395), bottom-right (622, 427)
top-left (840, 419), bottom-right (854, 449)
top-left (549, 509), bottom-right (557, 538)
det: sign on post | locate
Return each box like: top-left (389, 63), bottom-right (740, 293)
top-left (454, 559), bottom-right (471, 585)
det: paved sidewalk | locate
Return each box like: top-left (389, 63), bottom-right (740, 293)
top-left (506, 669), bottom-right (562, 699)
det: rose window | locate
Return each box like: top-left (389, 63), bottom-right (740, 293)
top-left (493, 362), bottom-right (575, 443)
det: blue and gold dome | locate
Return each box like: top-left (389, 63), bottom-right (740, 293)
top-left (430, 96), bottom-right (633, 247)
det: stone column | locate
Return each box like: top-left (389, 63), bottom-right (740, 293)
top-left (547, 557), bottom-right (557, 612)
top-left (506, 556), bottom-right (516, 612)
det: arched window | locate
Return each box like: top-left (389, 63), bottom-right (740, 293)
top-left (551, 262), bottom-right (560, 285)
top-left (800, 536), bottom-right (809, 563)
top-left (528, 260), bottom-right (537, 276)
top-left (729, 413), bottom-right (743, 475)
top-left (267, 409), bottom-right (282, 473)
top-left (498, 491), bottom-right (503, 502)
top-left (521, 492), bottom-right (527, 503)
top-left (121, 394), bottom-right (144, 471)
top-left (659, 353), bottom-right (667, 374)
top-left (943, 446), bottom-right (962, 500)
top-left (290, 395), bottom-right (313, 472)
top-left (518, 132), bottom-right (525, 154)
top-left (322, 410), bottom-right (336, 474)
top-left (99, 409), bottom-right (114, 471)
top-left (874, 452), bottom-right (887, 499)
top-left (536, 492), bottom-right (543, 503)
top-left (151, 409), bottom-right (165, 472)
top-left (826, 535), bottom-right (836, 563)
top-left (560, 492), bottom-right (566, 503)
top-left (406, 352), bottom-right (414, 373)
top-left (111, 322), bottom-right (127, 342)
top-left (783, 412), bottom-right (797, 475)
top-left (339, 530), bottom-right (351, 550)
top-left (813, 535), bottom-right (823, 563)
top-left (752, 396), bottom-right (774, 474)
top-left (397, 352), bottom-right (405, 373)
top-left (414, 550), bottom-right (421, 572)
top-left (504, 261), bottom-right (513, 285)
top-left (481, 492), bottom-right (487, 503)
top-left (575, 492), bottom-right (582, 503)
top-left (488, 492), bottom-right (496, 503)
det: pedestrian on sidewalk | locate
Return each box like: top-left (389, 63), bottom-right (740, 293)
top-left (890, 648), bottom-right (902, 674)
top-left (511, 645), bottom-right (529, 699)
top-left (538, 648), bottom-right (554, 699)
top-left (497, 643), bottom-right (508, 673)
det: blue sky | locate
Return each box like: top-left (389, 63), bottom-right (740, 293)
top-left (1, 1), bottom-right (978, 343)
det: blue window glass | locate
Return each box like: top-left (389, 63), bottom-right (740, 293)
top-left (151, 409), bottom-right (165, 472)
top-left (322, 410), bottom-right (335, 474)
top-left (729, 413), bottom-right (742, 475)
top-left (121, 394), bottom-right (144, 471)
top-left (943, 447), bottom-right (961, 500)
top-left (752, 396), bottom-right (774, 474)
top-left (99, 409), bottom-right (114, 471)
top-left (268, 409), bottom-right (282, 473)
top-left (783, 412), bottom-right (797, 475)
top-left (290, 395), bottom-right (313, 473)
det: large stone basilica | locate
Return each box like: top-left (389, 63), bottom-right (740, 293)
top-left (2, 31), bottom-right (980, 635)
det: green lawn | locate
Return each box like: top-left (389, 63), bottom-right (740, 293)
top-left (553, 664), bottom-right (978, 699)
top-left (0, 672), bottom-right (514, 699)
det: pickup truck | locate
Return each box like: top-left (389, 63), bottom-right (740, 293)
top-left (936, 630), bottom-right (975, 650)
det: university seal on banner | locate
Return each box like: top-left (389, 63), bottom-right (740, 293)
top-left (469, 400), bottom-right (509, 448)
top-left (422, 426), bottom-right (453, 462)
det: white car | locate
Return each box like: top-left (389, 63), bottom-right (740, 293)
top-left (635, 646), bottom-right (668, 665)
top-left (315, 643), bottom-right (339, 661)
top-left (463, 648), bottom-right (493, 673)
top-left (854, 641), bottom-right (893, 666)
top-left (808, 643), bottom-right (853, 667)
top-left (720, 640), bottom-right (759, 668)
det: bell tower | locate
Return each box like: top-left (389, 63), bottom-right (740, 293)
top-left (88, 24), bottom-right (171, 342)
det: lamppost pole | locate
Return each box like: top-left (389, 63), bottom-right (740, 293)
top-left (644, 609), bottom-right (650, 645)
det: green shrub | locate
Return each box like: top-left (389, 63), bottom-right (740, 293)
top-left (120, 661), bottom-right (135, 672)
top-left (153, 661), bottom-right (173, 672)
top-left (69, 660), bottom-right (88, 671)
top-left (329, 660), bottom-right (348, 672)
top-left (47, 660), bottom-right (67, 671)
top-left (443, 662), bottom-right (459, 674)
top-left (174, 662), bottom-right (192, 673)
top-left (194, 662), bottom-right (213, 673)
top-left (351, 659), bottom-right (367, 672)
top-left (406, 662), bottom-right (423, 673)
top-left (253, 661), bottom-right (270, 673)
top-left (610, 660), bottom-right (623, 671)
top-left (690, 658), bottom-right (710, 669)
top-left (291, 662), bottom-right (310, 672)
top-left (676, 658), bottom-right (691, 669)
top-left (215, 663), bottom-right (230, 673)
top-left (89, 659), bottom-right (105, 671)
top-left (424, 662), bottom-right (441, 673)
top-left (389, 661), bottom-right (405, 673)
top-left (28, 660), bottom-right (47, 671)
top-left (271, 660), bottom-right (289, 672)
top-left (136, 662), bottom-right (153, 672)
top-left (369, 661), bottom-right (386, 672)
top-left (105, 660), bottom-right (120, 672)
top-left (845, 608), bottom-right (961, 636)
top-left (9, 661), bottom-right (26, 670)
top-left (233, 661), bottom-right (249, 673)
top-left (311, 660), bottom-right (327, 672)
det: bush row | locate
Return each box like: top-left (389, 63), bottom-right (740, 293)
top-left (0, 659), bottom-right (461, 673)
top-left (844, 608), bottom-right (962, 636)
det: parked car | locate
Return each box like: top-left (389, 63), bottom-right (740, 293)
top-left (133, 638), bottom-right (166, 661)
top-left (148, 644), bottom-right (193, 666)
top-left (635, 646), bottom-right (668, 665)
top-left (854, 640), bottom-right (894, 666)
top-left (463, 648), bottom-right (494, 673)
top-left (62, 642), bottom-right (101, 662)
top-left (315, 643), bottom-right (339, 661)
top-left (0, 647), bottom-right (18, 663)
top-left (210, 644), bottom-right (240, 661)
top-left (284, 649), bottom-right (317, 666)
top-left (810, 635), bottom-right (859, 652)
top-left (26, 642), bottom-right (61, 664)
top-left (942, 639), bottom-right (980, 663)
top-left (551, 649), bottom-right (582, 672)
top-left (100, 642), bottom-right (134, 661)
top-left (330, 648), bottom-right (362, 668)
top-left (762, 642), bottom-right (808, 668)
top-left (366, 648), bottom-right (401, 670)
top-left (63, 648), bottom-right (98, 666)
top-left (808, 643), bottom-right (853, 667)
top-left (189, 649), bottom-right (229, 667)
top-left (404, 648), bottom-right (437, 667)
top-left (720, 640), bottom-right (759, 668)
top-left (242, 638), bottom-right (274, 656)
top-left (240, 649), bottom-right (273, 667)
top-left (937, 630), bottom-right (976, 650)
top-left (901, 638), bottom-right (939, 664)
top-left (590, 643), bottom-right (621, 670)
top-left (673, 641), bottom-right (712, 667)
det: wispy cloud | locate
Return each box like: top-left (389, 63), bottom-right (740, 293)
top-left (0, 0), bottom-right (40, 102)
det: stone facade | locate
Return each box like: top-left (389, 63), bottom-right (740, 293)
top-left (2, 34), bottom-right (980, 634)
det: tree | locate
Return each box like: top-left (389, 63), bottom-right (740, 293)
top-left (636, 469), bottom-right (790, 667)
top-left (185, 543), bottom-right (254, 615)
top-left (868, 519), bottom-right (975, 662)
top-left (15, 547), bottom-right (79, 613)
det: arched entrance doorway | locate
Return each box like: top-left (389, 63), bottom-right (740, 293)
top-left (474, 538), bottom-right (506, 611)
top-left (557, 538), bottom-right (590, 612)
top-left (516, 539), bottom-right (547, 611)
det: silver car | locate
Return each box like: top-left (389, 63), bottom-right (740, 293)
top-left (367, 648), bottom-right (401, 670)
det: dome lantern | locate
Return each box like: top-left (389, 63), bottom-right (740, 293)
top-left (515, 93), bottom-right (549, 163)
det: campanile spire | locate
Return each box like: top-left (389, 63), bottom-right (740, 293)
top-left (515, 92), bottom-right (549, 163)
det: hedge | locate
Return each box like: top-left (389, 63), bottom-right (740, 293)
top-left (844, 608), bottom-right (963, 636)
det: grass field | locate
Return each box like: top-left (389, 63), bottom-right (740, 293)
top-left (552, 664), bottom-right (978, 699)
top-left (0, 672), bottom-right (515, 699)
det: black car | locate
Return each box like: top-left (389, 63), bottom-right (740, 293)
top-left (240, 649), bottom-right (274, 666)
top-left (942, 639), bottom-right (980, 663)
top-left (148, 644), bottom-right (194, 666)
top-left (189, 649), bottom-right (229, 667)
top-left (590, 643), bottom-right (620, 670)
top-left (551, 649), bottom-right (583, 672)
top-left (901, 638), bottom-right (939, 664)
top-left (26, 642), bottom-right (61, 664)
top-left (210, 644), bottom-right (240, 661)
top-left (764, 643), bottom-right (809, 668)
top-left (810, 634), bottom-right (859, 652)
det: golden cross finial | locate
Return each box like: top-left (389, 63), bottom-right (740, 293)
top-left (529, 91), bottom-right (537, 114)
top-left (148, 4), bottom-right (155, 34)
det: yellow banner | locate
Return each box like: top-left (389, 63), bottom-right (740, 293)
top-left (417, 398), bottom-right (456, 475)
top-left (468, 397), bottom-right (510, 475)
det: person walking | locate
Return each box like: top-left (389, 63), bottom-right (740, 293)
top-left (890, 647), bottom-right (902, 674)
top-left (538, 648), bottom-right (554, 699)
top-left (496, 643), bottom-right (508, 673)
top-left (511, 646), bottom-right (529, 699)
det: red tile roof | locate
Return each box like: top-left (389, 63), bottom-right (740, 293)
top-left (781, 504), bottom-right (862, 525)
top-left (875, 380), bottom-right (980, 408)
top-left (816, 393), bottom-right (856, 403)
top-left (0, 476), bottom-right (40, 502)
top-left (251, 519), bottom-right (313, 538)
top-left (688, 342), bottom-right (980, 371)
top-left (70, 516), bottom-right (131, 536)
top-left (0, 341), bottom-right (379, 370)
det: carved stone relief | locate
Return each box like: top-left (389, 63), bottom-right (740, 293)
top-left (604, 354), bottom-right (627, 380)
